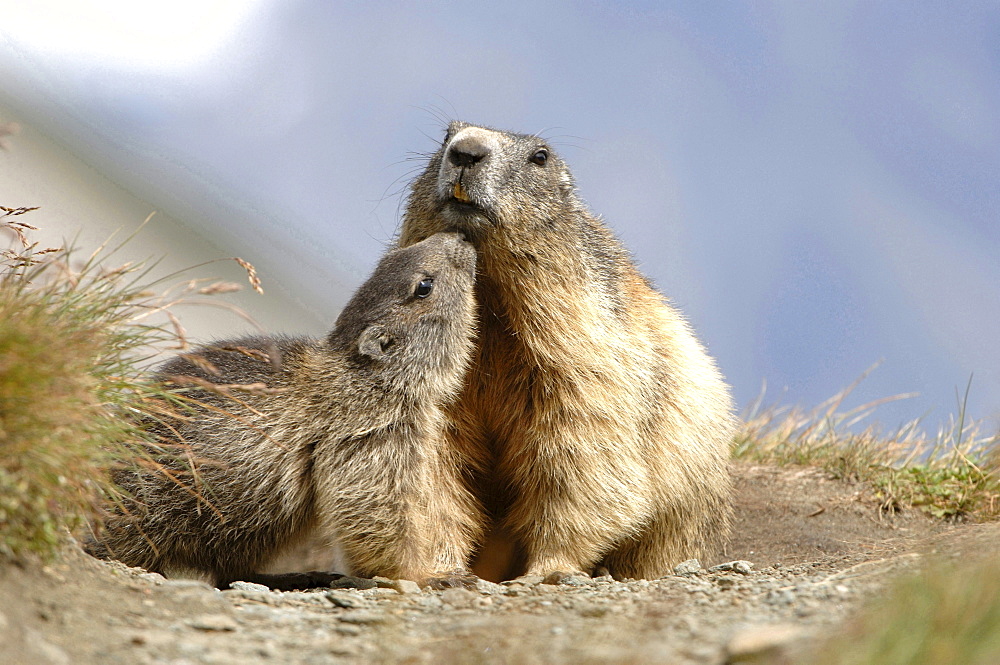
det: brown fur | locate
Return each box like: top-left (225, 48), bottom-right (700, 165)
top-left (88, 233), bottom-right (478, 586)
top-left (399, 122), bottom-right (736, 580)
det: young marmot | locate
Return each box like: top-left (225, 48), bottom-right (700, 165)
top-left (88, 232), bottom-right (479, 587)
top-left (400, 122), bottom-right (735, 580)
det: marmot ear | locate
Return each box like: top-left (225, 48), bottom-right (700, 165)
top-left (357, 325), bottom-right (395, 359)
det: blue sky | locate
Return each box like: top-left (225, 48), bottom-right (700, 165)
top-left (2, 1), bottom-right (998, 431)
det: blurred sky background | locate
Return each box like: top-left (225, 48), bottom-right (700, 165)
top-left (1, 1), bottom-right (998, 432)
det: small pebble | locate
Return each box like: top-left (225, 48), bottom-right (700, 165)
top-left (391, 579), bottom-right (422, 595)
top-left (709, 560), bottom-right (754, 575)
top-left (229, 581), bottom-right (270, 593)
top-left (325, 590), bottom-right (370, 609)
top-left (674, 559), bottom-right (703, 576)
top-left (475, 579), bottom-right (505, 595)
top-left (188, 614), bottom-right (238, 632)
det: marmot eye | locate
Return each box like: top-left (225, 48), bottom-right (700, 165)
top-left (530, 149), bottom-right (549, 166)
top-left (414, 278), bottom-right (434, 298)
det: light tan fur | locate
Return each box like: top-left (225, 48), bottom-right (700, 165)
top-left (399, 122), bottom-right (735, 580)
top-left (87, 233), bottom-right (479, 586)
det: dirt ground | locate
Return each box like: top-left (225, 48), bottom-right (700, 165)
top-left (1, 463), bottom-right (991, 665)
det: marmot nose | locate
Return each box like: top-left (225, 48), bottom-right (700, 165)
top-left (447, 135), bottom-right (490, 168)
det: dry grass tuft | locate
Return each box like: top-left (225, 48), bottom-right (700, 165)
top-left (0, 206), bottom-right (263, 559)
top-left (809, 549), bottom-right (1000, 665)
top-left (0, 282), bottom-right (107, 556)
top-left (735, 368), bottom-right (1000, 521)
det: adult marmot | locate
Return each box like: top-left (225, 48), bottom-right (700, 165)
top-left (399, 122), bottom-right (735, 580)
top-left (88, 232), bottom-right (479, 587)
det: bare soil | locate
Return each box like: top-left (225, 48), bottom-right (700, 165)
top-left (1, 463), bottom-right (991, 665)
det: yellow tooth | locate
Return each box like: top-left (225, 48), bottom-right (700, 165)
top-left (453, 181), bottom-right (470, 202)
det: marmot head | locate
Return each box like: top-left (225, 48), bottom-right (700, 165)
top-left (401, 122), bottom-right (583, 249)
top-left (327, 232), bottom-right (477, 395)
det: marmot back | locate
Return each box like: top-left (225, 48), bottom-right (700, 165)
top-left (89, 232), bottom-right (479, 587)
top-left (400, 122), bottom-right (735, 580)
